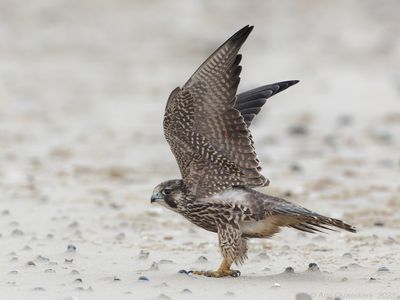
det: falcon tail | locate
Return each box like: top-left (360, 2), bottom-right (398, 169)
top-left (272, 203), bottom-right (356, 234)
top-left (288, 213), bottom-right (356, 234)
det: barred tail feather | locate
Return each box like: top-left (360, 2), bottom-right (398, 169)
top-left (290, 215), bottom-right (356, 233)
top-left (273, 204), bottom-right (356, 234)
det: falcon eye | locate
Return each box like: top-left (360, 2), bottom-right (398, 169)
top-left (163, 188), bottom-right (172, 195)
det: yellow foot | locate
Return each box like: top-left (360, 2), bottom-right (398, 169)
top-left (190, 269), bottom-right (241, 278)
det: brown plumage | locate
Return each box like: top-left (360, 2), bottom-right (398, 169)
top-left (151, 25), bottom-right (355, 278)
top-left (163, 25), bottom-right (267, 198)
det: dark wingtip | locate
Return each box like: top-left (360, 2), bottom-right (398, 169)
top-left (282, 80), bottom-right (300, 87)
top-left (229, 25), bottom-right (254, 45)
top-left (274, 80), bottom-right (300, 93)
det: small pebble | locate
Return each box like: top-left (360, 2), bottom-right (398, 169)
top-left (138, 276), bottom-right (149, 281)
top-left (341, 277), bottom-right (348, 282)
top-left (113, 277), bottom-right (120, 281)
top-left (271, 283), bottom-right (281, 289)
top-left (348, 263), bottom-right (361, 269)
top-left (11, 229), bottom-right (24, 237)
top-left (33, 287), bottom-right (45, 291)
top-left (369, 277), bottom-right (377, 282)
top-left (36, 255), bottom-right (50, 262)
top-left (178, 269), bottom-right (189, 275)
top-left (149, 262), bottom-right (159, 271)
top-left (225, 291), bottom-right (235, 296)
top-left (8, 270), bottom-right (18, 275)
top-left (115, 232), bottom-right (126, 240)
top-left (26, 261), bottom-right (36, 266)
top-left (70, 270), bottom-right (80, 275)
top-left (65, 258), bottom-right (73, 263)
top-left (197, 256), bottom-right (208, 263)
top-left (74, 278), bottom-right (83, 284)
top-left (295, 293), bottom-right (312, 300)
top-left (342, 252), bottom-right (352, 259)
top-left (67, 244), bottom-right (77, 252)
top-left (45, 269), bottom-right (56, 273)
top-left (181, 288), bottom-right (192, 294)
top-left (139, 250), bottom-right (149, 260)
top-left (257, 252), bottom-right (269, 259)
top-left (378, 267), bottom-right (389, 272)
top-left (159, 259), bottom-right (173, 264)
top-left (290, 163), bottom-right (302, 172)
top-left (288, 125), bottom-right (308, 136)
top-left (374, 221), bottom-right (385, 227)
top-left (22, 245), bottom-right (32, 251)
top-left (308, 263), bottom-right (319, 272)
top-left (284, 266), bottom-right (294, 274)
top-left (68, 221), bottom-right (79, 228)
top-left (1, 209), bottom-right (10, 215)
top-left (156, 282), bottom-right (169, 287)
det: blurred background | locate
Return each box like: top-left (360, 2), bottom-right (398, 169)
top-left (1, 0), bottom-right (398, 204)
top-left (0, 0), bottom-right (399, 298)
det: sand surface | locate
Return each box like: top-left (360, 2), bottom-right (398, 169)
top-left (1, 1), bottom-right (399, 299)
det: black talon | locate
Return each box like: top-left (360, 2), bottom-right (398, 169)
top-left (232, 270), bottom-right (241, 277)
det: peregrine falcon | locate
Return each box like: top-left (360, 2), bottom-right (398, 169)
top-left (151, 25), bottom-right (355, 277)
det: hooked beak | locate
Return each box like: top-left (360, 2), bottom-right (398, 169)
top-left (150, 193), bottom-right (163, 203)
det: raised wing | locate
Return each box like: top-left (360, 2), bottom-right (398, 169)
top-left (235, 80), bottom-right (299, 127)
top-left (164, 25), bottom-right (269, 198)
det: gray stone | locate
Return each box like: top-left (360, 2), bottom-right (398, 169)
top-left (295, 293), bottom-right (313, 300)
top-left (67, 244), bottom-right (77, 252)
top-left (138, 276), bottom-right (149, 281)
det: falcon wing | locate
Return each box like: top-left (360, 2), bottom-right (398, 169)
top-left (235, 80), bottom-right (299, 127)
top-left (234, 80), bottom-right (299, 175)
top-left (164, 25), bottom-right (267, 198)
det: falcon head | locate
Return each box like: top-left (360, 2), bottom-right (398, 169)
top-left (151, 179), bottom-right (186, 211)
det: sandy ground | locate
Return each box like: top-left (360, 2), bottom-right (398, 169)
top-left (1, 1), bottom-right (400, 299)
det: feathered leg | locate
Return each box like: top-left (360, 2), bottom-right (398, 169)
top-left (191, 222), bottom-right (246, 277)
